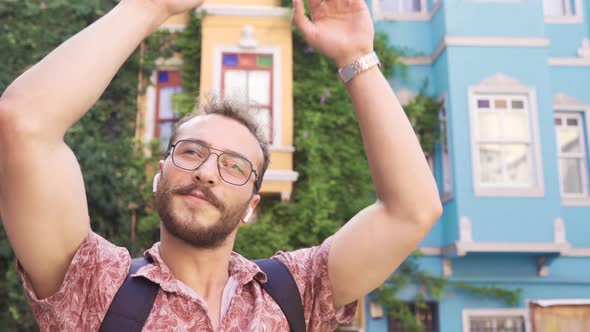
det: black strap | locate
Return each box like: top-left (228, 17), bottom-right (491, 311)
top-left (99, 257), bottom-right (158, 332)
top-left (254, 258), bottom-right (306, 332)
top-left (100, 257), bottom-right (306, 332)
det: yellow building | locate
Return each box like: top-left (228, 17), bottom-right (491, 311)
top-left (137, 0), bottom-right (297, 201)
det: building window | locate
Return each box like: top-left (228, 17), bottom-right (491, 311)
top-left (554, 112), bottom-right (589, 197)
top-left (380, 0), bottom-right (423, 14)
top-left (543, 0), bottom-right (574, 16)
top-left (463, 309), bottom-right (530, 332)
top-left (473, 95), bottom-right (534, 188)
top-left (388, 302), bottom-right (438, 332)
top-left (221, 53), bottom-right (273, 143)
top-left (156, 70), bottom-right (182, 152)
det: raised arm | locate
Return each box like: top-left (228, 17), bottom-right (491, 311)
top-left (292, 0), bottom-right (443, 307)
top-left (0, 0), bottom-right (203, 299)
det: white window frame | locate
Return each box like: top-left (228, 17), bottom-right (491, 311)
top-left (212, 46), bottom-right (282, 146)
top-left (463, 308), bottom-right (531, 332)
top-left (468, 74), bottom-right (545, 197)
top-left (544, 0), bottom-right (585, 24)
top-left (553, 93), bottom-right (590, 206)
top-left (373, 0), bottom-right (436, 21)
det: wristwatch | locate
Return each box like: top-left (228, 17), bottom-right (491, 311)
top-left (337, 51), bottom-right (380, 84)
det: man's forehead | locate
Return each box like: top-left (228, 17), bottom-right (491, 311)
top-left (175, 114), bottom-right (262, 163)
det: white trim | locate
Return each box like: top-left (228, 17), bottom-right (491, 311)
top-left (418, 245), bottom-right (590, 257)
top-left (564, 248), bottom-right (590, 257)
top-left (158, 23), bottom-right (186, 32)
top-left (155, 58), bottom-right (183, 67)
top-left (197, 5), bottom-right (289, 17)
top-left (270, 145), bottom-right (295, 153)
top-left (263, 170), bottom-right (299, 182)
top-left (468, 74), bottom-right (545, 197)
top-left (144, 71), bottom-right (158, 143)
top-left (549, 57), bottom-right (590, 66)
top-left (212, 46), bottom-right (283, 146)
top-left (373, 0), bottom-right (440, 21)
top-left (394, 37), bottom-right (550, 66)
top-left (544, 0), bottom-right (585, 24)
top-left (454, 241), bottom-right (571, 256)
top-left (463, 308), bottom-right (531, 332)
top-left (532, 299), bottom-right (590, 307)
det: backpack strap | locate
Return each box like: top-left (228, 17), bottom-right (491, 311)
top-left (99, 257), bottom-right (158, 332)
top-left (254, 258), bottom-right (306, 332)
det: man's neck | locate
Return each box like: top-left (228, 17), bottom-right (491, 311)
top-left (159, 228), bottom-right (236, 300)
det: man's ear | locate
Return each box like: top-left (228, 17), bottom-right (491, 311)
top-left (242, 194), bottom-right (261, 223)
top-left (153, 160), bottom-right (165, 193)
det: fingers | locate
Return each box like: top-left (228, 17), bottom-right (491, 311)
top-left (292, 0), bottom-right (315, 43)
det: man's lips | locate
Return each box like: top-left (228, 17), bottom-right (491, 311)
top-left (183, 191), bottom-right (218, 207)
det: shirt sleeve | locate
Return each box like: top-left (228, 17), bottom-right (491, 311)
top-left (16, 230), bottom-right (130, 332)
top-left (272, 236), bottom-right (358, 332)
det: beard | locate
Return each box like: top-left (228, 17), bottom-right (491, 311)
top-left (155, 177), bottom-right (251, 249)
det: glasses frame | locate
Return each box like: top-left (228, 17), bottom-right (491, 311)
top-left (169, 139), bottom-right (259, 191)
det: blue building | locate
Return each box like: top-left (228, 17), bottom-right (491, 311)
top-left (360, 0), bottom-right (590, 331)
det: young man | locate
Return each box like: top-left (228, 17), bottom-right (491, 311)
top-left (0, 0), bottom-right (442, 331)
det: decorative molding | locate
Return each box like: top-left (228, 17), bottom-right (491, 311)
top-left (197, 5), bottom-right (289, 17)
top-left (239, 25), bottom-right (257, 49)
top-left (455, 241), bottom-right (571, 257)
top-left (270, 145), bottom-right (296, 153)
top-left (562, 197), bottom-right (590, 206)
top-left (472, 73), bottom-right (531, 93)
top-left (459, 217), bottom-right (473, 243)
top-left (554, 218), bottom-right (566, 243)
top-left (578, 38), bottom-right (590, 58)
top-left (158, 23), bottom-right (186, 32)
top-left (443, 258), bottom-right (453, 277)
top-left (462, 309), bottom-right (531, 332)
top-left (553, 92), bottom-right (586, 110)
top-left (398, 37), bottom-right (550, 66)
top-left (564, 248), bottom-right (590, 257)
top-left (419, 245), bottom-right (590, 257)
top-left (263, 170), bottom-right (299, 182)
top-left (154, 57), bottom-right (183, 67)
top-left (549, 57), bottom-right (590, 66)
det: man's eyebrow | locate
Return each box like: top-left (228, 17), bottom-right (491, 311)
top-left (184, 138), bottom-right (251, 161)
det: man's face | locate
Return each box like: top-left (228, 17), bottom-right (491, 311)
top-left (155, 115), bottom-right (262, 249)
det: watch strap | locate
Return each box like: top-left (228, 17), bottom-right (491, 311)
top-left (337, 51), bottom-right (380, 84)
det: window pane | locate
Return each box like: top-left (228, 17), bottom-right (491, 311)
top-left (480, 144), bottom-right (503, 184)
top-left (557, 127), bottom-right (581, 153)
top-left (380, 0), bottom-right (400, 13)
top-left (223, 54), bottom-right (239, 67)
top-left (257, 55), bottom-right (273, 68)
top-left (504, 110), bottom-right (530, 141)
top-left (544, 0), bottom-right (566, 16)
top-left (224, 70), bottom-right (248, 103)
top-left (248, 71), bottom-right (271, 105)
top-left (478, 112), bottom-right (501, 140)
top-left (494, 99), bottom-right (507, 109)
top-left (158, 86), bottom-right (182, 119)
top-left (478, 99), bottom-right (491, 108)
top-left (252, 107), bottom-right (271, 142)
top-left (560, 158), bottom-right (584, 194)
top-left (512, 100), bottom-right (525, 109)
top-left (159, 121), bottom-right (174, 152)
top-left (402, 0), bottom-right (421, 12)
top-left (504, 144), bottom-right (531, 185)
top-left (238, 54), bottom-right (257, 67)
top-left (470, 316), bottom-right (526, 332)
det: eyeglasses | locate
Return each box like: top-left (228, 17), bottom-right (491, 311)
top-left (169, 140), bottom-right (259, 190)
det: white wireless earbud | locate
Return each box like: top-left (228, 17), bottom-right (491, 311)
top-left (243, 208), bottom-right (254, 223)
top-left (152, 173), bottom-right (160, 193)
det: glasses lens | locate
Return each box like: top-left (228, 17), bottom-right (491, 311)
top-left (218, 153), bottom-right (252, 185)
top-left (172, 141), bottom-right (209, 170)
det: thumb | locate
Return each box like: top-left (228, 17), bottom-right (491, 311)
top-left (292, 0), bottom-right (315, 44)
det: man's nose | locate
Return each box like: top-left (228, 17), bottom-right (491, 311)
top-left (191, 153), bottom-right (220, 187)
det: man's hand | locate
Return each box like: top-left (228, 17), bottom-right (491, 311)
top-left (292, 0), bottom-right (375, 68)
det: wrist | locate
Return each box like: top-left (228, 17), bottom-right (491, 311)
top-left (120, 0), bottom-right (171, 33)
top-left (334, 48), bottom-right (374, 69)
top-left (337, 51), bottom-right (380, 84)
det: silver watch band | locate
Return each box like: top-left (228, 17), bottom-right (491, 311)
top-left (337, 51), bottom-right (380, 84)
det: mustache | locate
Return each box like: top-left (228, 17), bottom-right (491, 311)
top-left (171, 183), bottom-right (223, 209)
